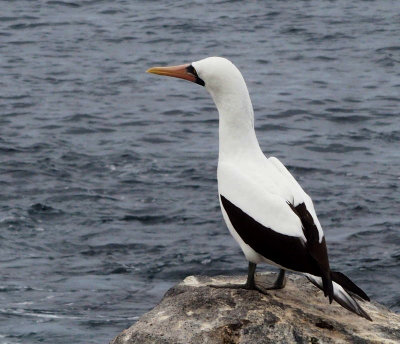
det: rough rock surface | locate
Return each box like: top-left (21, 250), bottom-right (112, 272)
top-left (110, 273), bottom-right (400, 344)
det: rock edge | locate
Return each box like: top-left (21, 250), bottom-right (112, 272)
top-left (110, 273), bottom-right (400, 344)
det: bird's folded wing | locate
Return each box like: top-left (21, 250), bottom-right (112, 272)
top-left (218, 162), bottom-right (330, 278)
top-left (218, 163), bottom-right (305, 240)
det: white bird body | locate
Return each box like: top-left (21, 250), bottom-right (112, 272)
top-left (147, 56), bottom-right (371, 320)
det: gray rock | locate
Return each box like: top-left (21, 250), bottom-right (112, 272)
top-left (110, 273), bottom-right (400, 344)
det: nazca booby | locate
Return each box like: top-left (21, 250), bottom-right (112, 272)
top-left (147, 57), bottom-right (371, 320)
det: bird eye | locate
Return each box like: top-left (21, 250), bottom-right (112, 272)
top-left (186, 64), bottom-right (198, 77)
top-left (186, 64), bottom-right (205, 86)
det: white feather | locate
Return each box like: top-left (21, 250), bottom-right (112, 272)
top-left (218, 161), bottom-right (305, 240)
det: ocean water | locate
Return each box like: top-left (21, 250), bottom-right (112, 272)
top-left (0, 1), bottom-right (399, 343)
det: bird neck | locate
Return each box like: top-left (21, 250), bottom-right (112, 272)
top-left (212, 89), bottom-right (262, 162)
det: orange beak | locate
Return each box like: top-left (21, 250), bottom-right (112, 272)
top-left (146, 63), bottom-right (197, 83)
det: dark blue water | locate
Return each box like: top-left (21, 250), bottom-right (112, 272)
top-left (1, 1), bottom-right (399, 343)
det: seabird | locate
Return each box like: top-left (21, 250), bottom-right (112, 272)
top-left (147, 57), bottom-right (371, 320)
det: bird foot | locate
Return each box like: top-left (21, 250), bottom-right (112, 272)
top-left (209, 283), bottom-right (249, 290)
top-left (209, 282), bottom-right (269, 295)
top-left (209, 269), bottom-right (286, 295)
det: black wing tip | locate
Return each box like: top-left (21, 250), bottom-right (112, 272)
top-left (360, 293), bottom-right (371, 302)
top-left (321, 273), bottom-right (334, 304)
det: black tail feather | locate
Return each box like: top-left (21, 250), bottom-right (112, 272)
top-left (331, 271), bottom-right (370, 301)
top-left (332, 286), bottom-right (372, 321)
top-left (306, 274), bottom-right (372, 321)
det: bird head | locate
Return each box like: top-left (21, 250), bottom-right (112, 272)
top-left (147, 57), bottom-right (246, 96)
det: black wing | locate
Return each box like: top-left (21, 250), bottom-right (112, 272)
top-left (220, 195), bottom-right (333, 302)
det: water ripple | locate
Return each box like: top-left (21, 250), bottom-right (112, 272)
top-left (1, 1), bottom-right (399, 343)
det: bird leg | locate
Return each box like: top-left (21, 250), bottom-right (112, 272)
top-left (256, 269), bottom-right (286, 290)
top-left (209, 263), bottom-right (286, 294)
